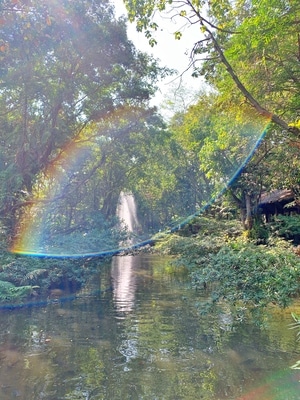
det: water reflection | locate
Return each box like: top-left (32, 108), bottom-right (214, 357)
top-left (111, 255), bottom-right (138, 315)
top-left (0, 255), bottom-right (299, 399)
top-left (111, 255), bottom-right (140, 367)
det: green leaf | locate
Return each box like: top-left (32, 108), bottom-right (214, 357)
top-left (174, 31), bottom-right (182, 40)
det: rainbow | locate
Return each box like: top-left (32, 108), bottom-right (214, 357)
top-left (10, 106), bottom-right (146, 257)
top-left (10, 110), bottom-right (271, 258)
top-left (236, 368), bottom-right (300, 399)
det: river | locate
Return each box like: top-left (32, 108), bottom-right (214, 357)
top-left (0, 254), bottom-right (299, 399)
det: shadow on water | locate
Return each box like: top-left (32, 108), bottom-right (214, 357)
top-left (0, 254), bottom-right (299, 399)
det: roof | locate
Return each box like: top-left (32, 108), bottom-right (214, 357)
top-left (259, 189), bottom-right (294, 205)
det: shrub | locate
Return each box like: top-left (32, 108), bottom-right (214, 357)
top-left (0, 252), bottom-right (105, 301)
top-left (270, 215), bottom-right (300, 244)
top-left (0, 280), bottom-right (34, 303)
top-left (191, 239), bottom-right (300, 308)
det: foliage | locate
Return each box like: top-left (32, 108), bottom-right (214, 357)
top-left (156, 216), bottom-right (242, 267)
top-left (124, 0), bottom-right (300, 136)
top-left (14, 212), bottom-right (126, 256)
top-left (247, 218), bottom-right (269, 244)
top-left (221, 0), bottom-right (300, 121)
top-left (123, 0), bottom-right (300, 232)
top-left (0, 252), bottom-right (104, 301)
top-left (1, 0), bottom-right (299, 253)
top-left (0, 0), bottom-right (299, 311)
top-left (190, 239), bottom-right (300, 309)
top-left (0, 0), bottom-right (168, 234)
top-left (289, 313), bottom-right (300, 341)
top-left (0, 279), bottom-right (34, 303)
top-left (157, 215), bottom-right (300, 313)
top-left (0, 252), bottom-right (47, 285)
top-left (167, 91), bottom-right (267, 219)
top-left (270, 215), bottom-right (300, 244)
top-left (41, 228), bottom-right (122, 256)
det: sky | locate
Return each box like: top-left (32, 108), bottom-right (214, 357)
top-left (112, 0), bottom-right (206, 113)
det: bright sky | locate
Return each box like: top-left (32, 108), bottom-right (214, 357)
top-left (112, 0), bottom-right (206, 113)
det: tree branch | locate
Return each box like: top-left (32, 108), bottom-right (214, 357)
top-left (184, 0), bottom-right (300, 137)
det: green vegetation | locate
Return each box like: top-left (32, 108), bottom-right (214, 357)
top-left (271, 215), bottom-right (300, 244)
top-left (0, 4), bottom-right (300, 397)
top-left (125, 0), bottom-right (299, 135)
top-left (0, 280), bottom-right (34, 303)
top-left (157, 215), bottom-right (300, 320)
top-left (191, 239), bottom-right (300, 307)
top-left (0, 0), bottom-right (299, 308)
top-left (0, 245), bottom-right (108, 305)
top-left (0, 0), bottom-right (299, 241)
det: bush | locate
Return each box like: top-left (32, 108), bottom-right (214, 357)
top-left (155, 216), bottom-right (242, 267)
top-left (0, 252), bottom-right (105, 302)
top-left (0, 280), bottom-right (34, 303)
top-left (191, 239), bottom-right (300, 308)
top-left (270, 215), bottom-right (300, 244)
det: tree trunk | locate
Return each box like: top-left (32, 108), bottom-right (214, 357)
top-left (244, 192), bottom-right (253, 230)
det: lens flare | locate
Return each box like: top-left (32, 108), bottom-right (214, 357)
top-left (10, 108), bottom-right (271, 258)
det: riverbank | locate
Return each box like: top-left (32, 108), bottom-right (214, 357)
top-left (154, 215), bottom-right (300, 318)
top-left (1, 214), bottom-right (300, 312)
top-left (0, 253), bottom-right (299, 399)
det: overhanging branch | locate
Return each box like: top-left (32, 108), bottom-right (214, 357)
top-left (185, 0), bottom-right (300, 137)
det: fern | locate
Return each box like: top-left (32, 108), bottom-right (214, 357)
top-left (0, 280), bottom-right (33, 302)
top-left (21, 268), bottom-right (48, 285)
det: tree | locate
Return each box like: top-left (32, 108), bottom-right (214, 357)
top-left (124, 0), bottom-right (300, 136)
top-left (123, 0), bottom-right (300, 230)
top-left (0, 0), bottom-right (166, 231)
top-left (167, 90), bottom-right (268, 228)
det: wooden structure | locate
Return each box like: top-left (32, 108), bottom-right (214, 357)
top-left (258, 189), bottom-right (299, 222)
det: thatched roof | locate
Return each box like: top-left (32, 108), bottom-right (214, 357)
top-left (259, 189), bottom-right (294, 205)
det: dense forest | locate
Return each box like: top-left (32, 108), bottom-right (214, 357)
top-left (0, 0), bottom-right (300, 312)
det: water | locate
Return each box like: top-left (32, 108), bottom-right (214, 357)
top-left (0, 254), bottom-right (299, 399)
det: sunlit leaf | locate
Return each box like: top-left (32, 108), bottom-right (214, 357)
top-left (174, 31), bottom-right (182, 40)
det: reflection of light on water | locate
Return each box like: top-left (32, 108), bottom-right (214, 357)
top-left (113, 193), bottom-right (141, 313)
top-left (111, 255), bottom-right (137, 314)
top-left (118, 337), bottom-right (139, 368)
top-left (112, 254), bottom-right (140, 368)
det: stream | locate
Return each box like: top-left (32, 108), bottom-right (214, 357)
top-left (0, 254), bottom-right (299, 399)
